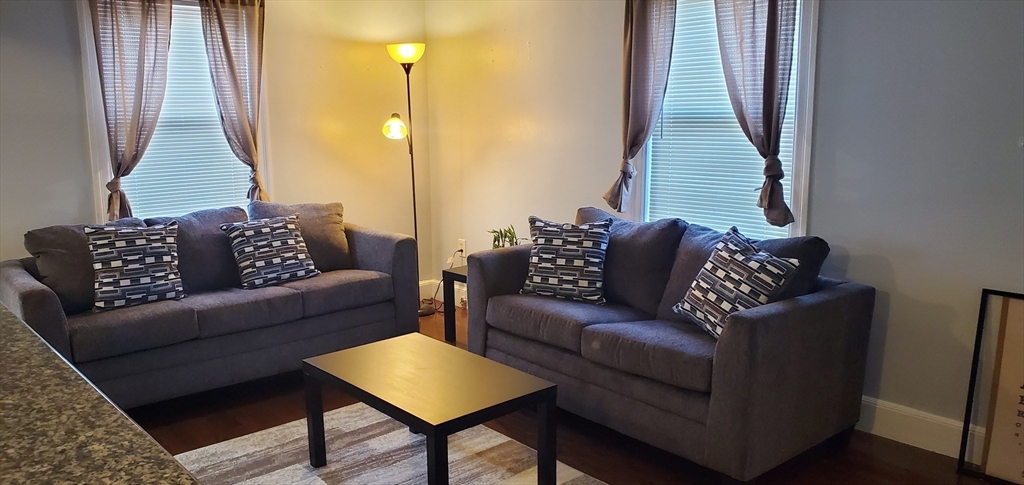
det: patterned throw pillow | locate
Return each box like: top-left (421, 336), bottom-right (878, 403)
top-left (220, 215), bottom-right (320, 289)
top-left (673, 227), bottom-right (799, 339)
top-left (85, 222), bottom-right (185, 310)
top-left (521, 216), bottom-right (611, 304)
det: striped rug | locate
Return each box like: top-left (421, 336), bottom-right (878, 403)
top-left (175, 402), bottom-right (607, 485)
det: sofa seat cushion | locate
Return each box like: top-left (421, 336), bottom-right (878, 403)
top-left (78, 303), bottom-right (397, 384)
top-left (486, 294), bottom-right (652, 353)
top-left (282, 269), bottom-right (393, 317)
top-left (183, 286), bottom-right (303, 338)
top-left (486, 328), bottom-right (710, 423)
top-left (581, 320), bottom-right (716, 393)
top-left (68, 300), bottom-right (198, 363)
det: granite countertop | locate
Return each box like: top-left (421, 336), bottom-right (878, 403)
top-left (0, 305), bottom-right (199, 484)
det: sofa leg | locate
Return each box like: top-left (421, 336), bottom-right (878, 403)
top-left (825, 425), bottom-right (856, 452)
top-left (718, 474), bottom-right (755, 484)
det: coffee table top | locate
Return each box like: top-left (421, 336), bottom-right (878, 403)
top-left (304, 333), bottom-right (555, 427)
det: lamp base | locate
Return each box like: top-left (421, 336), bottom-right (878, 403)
top-left (418, 299), bottom-right (436, 317)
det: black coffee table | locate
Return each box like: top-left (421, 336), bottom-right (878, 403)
top-left (303, 333), bottom-right (558, 485)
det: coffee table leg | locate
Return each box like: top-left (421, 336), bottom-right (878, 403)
top-left (426, 430), bottom-right (449, 485)
top-left (537, 395), bottom-right (556, 485)
top-left (305, 371), bottom-right (327, 468)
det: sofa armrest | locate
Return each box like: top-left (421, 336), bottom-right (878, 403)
top-left (466, 244), bottom-right (532, 355)
top-left (705, 281), bottom-right (875, 481)
top-left (0, 259), bottom-right (72, 359)
top-left (344, 224), bottom-right (418, 335)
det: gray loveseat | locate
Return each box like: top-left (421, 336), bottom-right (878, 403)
top-left (467, 207), bottom-right (875, 482)
top-left (0, 204), bottom-right (418, 409)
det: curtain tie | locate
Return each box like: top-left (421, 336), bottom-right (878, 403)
top-left (105, 177), bottom-right (122, 193)
top-left (619, 159), bottom-right (637, 179)
top-left (247, 168), bottom-right (268, 201)
top-left (248, 169), bottom-right (262, 188)
top-left (763, 155), bottom-right (784, 179)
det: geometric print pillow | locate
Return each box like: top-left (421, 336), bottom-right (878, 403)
top-left (521, 215), bottom-right (611, 304)
top-left (673, 227), bottom-right (799, 339)
top-left (219, 215), bottom-right (320, 289)
top-left (84, 221), bottom-right (186, 310)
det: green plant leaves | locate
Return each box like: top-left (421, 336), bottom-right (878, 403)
top-left (487, 225), bottom-right (525, 249)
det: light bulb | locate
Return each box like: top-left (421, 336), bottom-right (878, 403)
top-left (386, 43), bottom-right (426, 64)
top-left (382, 113), bottom-right (408, 140)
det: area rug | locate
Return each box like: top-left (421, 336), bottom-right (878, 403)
top-left (175, 402), bottom-right (607, 485)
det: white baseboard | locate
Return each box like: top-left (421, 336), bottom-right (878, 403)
top-left (419, 280), bottom-right (440, 301)
top-left (453, 282), bottom-right (467, 308)
top-left (419, 279), bottom-right (467, 307)
top-left (858, 396), bottom-right (983, 460)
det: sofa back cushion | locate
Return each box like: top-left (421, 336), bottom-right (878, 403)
top-left (145, 206), bottom-right (247, 293)
top-left (24, 217), bottom-right (145, 315)
top-left (656, 223), bottom-right (830, 321)
top-left (576, 207), bottom-right (686, 315)
top-left (248, 201), bottom-right (352, 271)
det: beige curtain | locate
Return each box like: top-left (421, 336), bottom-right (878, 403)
top-left (89, 0), bottom-right (172, 220)
top-left (715, 0), bottom-right (798, 227)
top-left (199, 0), bottom-right (267, 201)
top-left (604, 0), bottom-right (676, 213)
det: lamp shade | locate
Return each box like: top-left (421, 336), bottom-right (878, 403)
top-left (386, 43), bottom-right (425, 64)
top-left (382, 113), bottom-right (408, 139)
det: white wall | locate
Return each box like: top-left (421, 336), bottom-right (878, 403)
top-left (0, 0), bottom-right (96, 260)
top-left (424, 0), bottom-right (622, 268)
top-left (809, 0), bottom-right (1024, 421)
top-left (263, 0), bottom-right (434, 278)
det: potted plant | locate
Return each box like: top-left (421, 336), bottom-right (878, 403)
top-left (487, 225), bottom-right (527, 249)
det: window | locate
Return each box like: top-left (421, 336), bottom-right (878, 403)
top-left (121, 4), bottom-right (251, 218)
top-left (646, 0), bottom-right (811, 239)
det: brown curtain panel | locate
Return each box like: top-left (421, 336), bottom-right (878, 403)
top-left (603, 0), bottom-right (676, 213)
top-left (199, 0), bottom-right (267, 201)
top-left (89, 0), bottom-right (172, 220)
top-left (715, 0), bottom-right (798, 227)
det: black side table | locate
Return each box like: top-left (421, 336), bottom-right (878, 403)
top-left (441, 266), bottom-right (467, 343)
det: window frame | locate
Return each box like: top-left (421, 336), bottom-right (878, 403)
top-left (636, 0), bottom-right (819, 238)
top-left (75, 0), bottom-right (272, 221)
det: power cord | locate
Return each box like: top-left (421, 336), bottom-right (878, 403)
top-left (430, 248), bottom-right (464, 312)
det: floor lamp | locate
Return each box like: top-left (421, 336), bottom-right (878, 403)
top-left (382, 43), bottom-right (434, 317)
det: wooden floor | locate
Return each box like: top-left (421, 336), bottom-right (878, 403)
top-left (130, 306), bottom-right (991, 485)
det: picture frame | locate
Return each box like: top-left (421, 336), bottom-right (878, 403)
top-left (958, 289), bottom-right (1024, 485)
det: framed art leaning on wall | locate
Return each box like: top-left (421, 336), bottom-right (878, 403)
top-left (958, 289), bottom-right (1024, 485)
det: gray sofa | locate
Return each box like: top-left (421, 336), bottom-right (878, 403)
top-left (0, 205), bottom-right (418, 409)
top-left (467, 207), bottom-right (875, 482)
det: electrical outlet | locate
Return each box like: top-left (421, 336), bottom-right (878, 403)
top-left (458, 239), bottom-right (466, 254)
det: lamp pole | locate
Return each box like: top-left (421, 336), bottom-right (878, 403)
top-left (384, 44), bottom-right (432, 317)
top-left (402, 62), bottom-right (418, 243)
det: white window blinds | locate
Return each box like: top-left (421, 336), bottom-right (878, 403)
top-left (647, 0), bottom-right (801, 240)
top-left (122, 4), bottom-right (251, 219)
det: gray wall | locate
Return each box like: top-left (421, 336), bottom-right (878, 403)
top-left (809, 0), bottom-right (1024, 419)
top-left (2, 0), bottom-right (1022, 427)
top-left (0, 0), bottom-right (96, 260)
